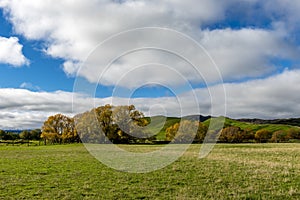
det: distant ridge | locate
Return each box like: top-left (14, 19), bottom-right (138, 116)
top-left (182, 115), bottom-right (211, 122)
top-left (236, 118), bottom-right (300, 127)
top-left (3, 130), bottom-right (23, 133)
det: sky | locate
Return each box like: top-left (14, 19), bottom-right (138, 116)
top-left (0, 0), bottom-right (300, 129)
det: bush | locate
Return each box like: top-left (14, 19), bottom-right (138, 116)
top-left (270, 130), bottom-right (288, 143)
top-left (255, 129), bottom-right (272, 143)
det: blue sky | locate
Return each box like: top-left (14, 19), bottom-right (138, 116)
top-left (0, 10), bottom-right (75, 92)
top-left (0, 0), bottom-right (300, 129)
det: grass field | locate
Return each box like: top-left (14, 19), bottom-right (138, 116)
top-left (0, 143), bottom-right (300, 199)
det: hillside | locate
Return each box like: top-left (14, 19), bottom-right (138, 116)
top-left (144, 116), bottom-right (180, 140)
top-left (203, 117), bottom-right (300, 133)
top-left (236, 118), bottom-right (300, 127)
top-left (182, 115), bottom-right (211, 122)
top-left (150, 116), bottom-right (300, 141)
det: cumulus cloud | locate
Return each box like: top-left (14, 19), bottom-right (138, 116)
top-left (0, 89), bottom-right (88, 129)
top-left (262, 0), bottom-right (300, 33)
top-left (0, 36), bottom-right (29, 66)
top-left (1, 0), bottom-right (300, 129)
top-left (199, 28), bottom-right (298, 80)
top-left (2, 69), bottom-right (300, 129)
top-left (223, 69), bottom-right (300, 119)
top-left (1, 0), bottom-right (298, 88)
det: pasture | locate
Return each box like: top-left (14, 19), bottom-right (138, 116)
top-left (0, 143), bottom-right (299, 199)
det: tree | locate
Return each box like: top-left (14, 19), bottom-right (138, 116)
top-left (166, 120), bottom-right (207, 143)
top-left (255, 129), bottom-right (272, 143)
top-left (20, 130), bottom-right (31, 146)
top-left (166, 122), bottom-right (179, 142)
top-left (194, 122), bottom-right (208, 143)
top-left (242, 128), bottom-right (255, 143)
top-left (30, 129), bottom-right (42, 140)
top-left (75, 111), bottom-right (106, 143)
top-left (0, 131), bottom-right (19, 141)
top-left (219, 126), bottom-right (245, 143)
top-left (94, 104), bottom-right (114, 142)
top-left (271, 130), bottom-right (288, 143)
top-left (286, 128), bottom-right (300, 140)
top-left (0, 130), bottom-right (6, 140)
top-left (41, 114), bottom-right (79, 144)
top-left (20, 130), bottom-right (32, 140)
top-left (111, 105), bottom-right (149, 143)
top-left (75, 104), bottom-right (150, 144)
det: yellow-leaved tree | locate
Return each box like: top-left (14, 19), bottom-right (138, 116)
top-left (41, 114), bottom-right (79, 144)
top-left (166, 120), bottom-right (207, 143)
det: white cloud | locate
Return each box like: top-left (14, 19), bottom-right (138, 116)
top-left (1, 0), bottom-right (224, 61)
top-left (262, 0), bottom-right (300, 33)
top-left (2, 0), bottom-right (298, 88)
top-left (0, 36), bottom-right (29, 67)
top-left (222, 69), bottom-right (300, 119)
top-left (20, 82), bottom-right (41, 91)
top-left (1, 69), bottom-right (300, 129)
top-left (0, 89), bottom-right (87, 129)
top-left (75, 27), bottom-right (297, 88)
top-left (199, 28), bottom-right (297, 81)
top-left (0, 1), bottom-right (300, 129)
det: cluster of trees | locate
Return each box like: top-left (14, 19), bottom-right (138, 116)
top-left (75, 104), bottom-right (152, 144)
top-left (218, 126), bottom-right (300, 143)
top-left (0, 129), bottom-right (41, 142)
top-left (165, 121), bottom-right (300, 143)
top-left (41, 104), bottom-right (151, 144)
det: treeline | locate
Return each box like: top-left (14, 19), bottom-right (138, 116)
top-left (219, 126), bottom-right (300, 143)
top-left (40, 104), bottom-right (152, 145)
top-left (0, 129), bottom-right (41, 144)
top-left (1, 104), bottom-right (300, 145)
top-left (165, 122), bottom-right (300, 144)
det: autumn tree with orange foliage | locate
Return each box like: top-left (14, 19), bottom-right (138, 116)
top-left (166, 120), bottom-right (207, 143)
top-left (41, 114), bottom-right (79, 144)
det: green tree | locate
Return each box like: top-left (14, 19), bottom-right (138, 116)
top-left (30, 129), bottom-right (42, 140)
top-left (0, 130), bottom-right (6, 140)
top-left (2, 132), bottom-right (19, 140)
top-left (20, 130), bottom-right (31, 140)
top-left (20, 130), bottom-right (35, 146)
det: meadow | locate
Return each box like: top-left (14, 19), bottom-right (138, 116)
top-left (0, 143), bottom-right (299, 199)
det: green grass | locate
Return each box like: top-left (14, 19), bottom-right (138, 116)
top-left (204, 117), bottom-right (300, 133)
top-left (0, 143), bottom-right (300, 199)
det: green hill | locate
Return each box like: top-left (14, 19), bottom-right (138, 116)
top-left (144, 116), bottom-right (300, 141)
top-left (203, 117), bottom-right (300, 133)
top-left (144, 116), bottom-right (180, 140)
top-left (236, 118), bottom-right (300, 127)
